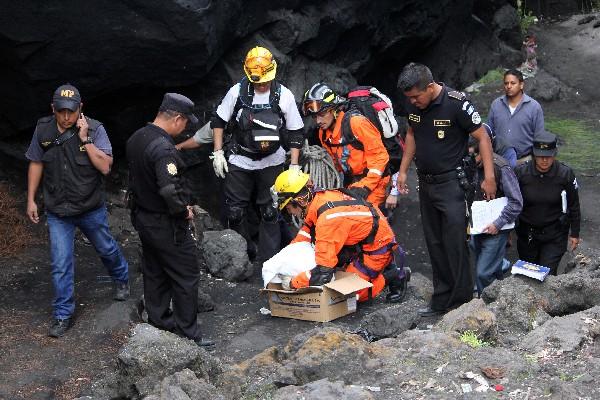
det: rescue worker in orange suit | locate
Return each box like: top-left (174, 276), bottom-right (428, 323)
top-left (271, 170), bottom-right (410, 302)
top-left (302, 83), bottom-right (390, 207)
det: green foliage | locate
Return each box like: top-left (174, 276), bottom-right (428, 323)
top-left (524, 353), bottom-right (538, 364)
top-left (517, 0), bottom-right (537, 33)
top-left (581, 0), bottom-right (600, 12)
top-left (545, 116), bottom-right (600, 172)
top-left (459, 330), bottom-right (489, 348)
top-left (477, 68), bottom-right (505, 85)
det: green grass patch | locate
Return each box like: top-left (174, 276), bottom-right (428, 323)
top-left (476, 68), bottom-right (505, 85)
top-left (545, 116), bottom-right (599, 172)
top-left (459, 330), bottom-right (489, 348)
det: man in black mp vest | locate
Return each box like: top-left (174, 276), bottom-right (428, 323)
top-left (26, 84), bottom-right (130, 338)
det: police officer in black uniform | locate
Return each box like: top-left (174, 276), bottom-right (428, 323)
top-left (514, 131), bottom-right (581, 275)
top-left (396, 63), bottom-right (497, 316)
top-left (127, 93), bottom-right (214, 347)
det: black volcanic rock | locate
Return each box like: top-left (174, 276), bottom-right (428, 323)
top-left (0, 0), bottom-right (520, 149)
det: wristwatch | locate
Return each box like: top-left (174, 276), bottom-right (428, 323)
top-left (82, 137), bottom-right (94, 145)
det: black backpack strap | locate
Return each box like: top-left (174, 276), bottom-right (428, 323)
top-left (269, 81), bottom-right (282, 114)
top-left (340, 110), bottom-right (364, 151)
top-left (43, 129), bottom-right (77, 152)
top-left (232, 77), bottom-right (252, 119)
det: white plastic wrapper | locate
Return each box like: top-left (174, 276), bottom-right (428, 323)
top-left (262, 241), bottom-right (316, 288)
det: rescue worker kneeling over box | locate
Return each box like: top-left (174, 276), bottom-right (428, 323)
top-left (271, 170), bottom-right (410, 302)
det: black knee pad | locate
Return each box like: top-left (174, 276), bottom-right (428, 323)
top-left (227, 206), bottom-right (245, 228)
top-left (260, 204), bottom-right (278, 223)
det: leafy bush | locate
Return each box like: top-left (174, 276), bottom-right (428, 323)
top-left (459, 330), bottom-right (489, 348)
top-left (517, 0), bottom-right (538, 33)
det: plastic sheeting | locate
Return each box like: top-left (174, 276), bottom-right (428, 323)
top-left (262, 241), bottom-right (316, 287)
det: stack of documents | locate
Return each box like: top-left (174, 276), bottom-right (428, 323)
top-left (470, 197), bottom-right (514, 234)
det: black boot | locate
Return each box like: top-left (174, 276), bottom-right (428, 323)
top-left (385, 266), bottom-right (411, 303)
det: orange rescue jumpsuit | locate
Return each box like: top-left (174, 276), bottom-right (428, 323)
top-left (290, 189), bottom-right (395, 301)
top-left (319, 111), bottom-right (390, 206)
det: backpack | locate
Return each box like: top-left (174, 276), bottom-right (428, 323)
top-left (346, 86), bottom-right (398, 138)
top-left (340, 86), bottom-right (403, 174)
top-left (228, 78), bottom-right (287, 158)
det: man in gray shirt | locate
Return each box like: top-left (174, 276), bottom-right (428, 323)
top-left (487, 69), bottom-right (544, 163)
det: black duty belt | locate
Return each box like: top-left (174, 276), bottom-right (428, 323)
top-left (417, 169), bottom-right (457, 184)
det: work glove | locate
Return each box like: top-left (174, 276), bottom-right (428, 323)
top-left (288, 164), bottom-right (301, 172)
top-left (346, 186), bottom-right (370, 200)
top-left (308, 265), bottom-right (334, 286)
top-left (281, 275), bottom-right (292, 290)
top-left (210, 149), bottom-right (228, 179)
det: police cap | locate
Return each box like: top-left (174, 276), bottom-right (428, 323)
top-left (52, 83), bottom-right (81, 111)
top-left (159, 93), bottom-right (199, 125)
top-left (532, 131), bottom-right (557, 157)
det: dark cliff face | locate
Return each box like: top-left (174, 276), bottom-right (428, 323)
top-left (0, 0), bottom-right (520, 155)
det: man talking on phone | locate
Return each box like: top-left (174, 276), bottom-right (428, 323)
top-left (25, 83), bottom-right (130, 338)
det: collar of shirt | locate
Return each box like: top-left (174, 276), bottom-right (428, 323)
top-left (321, 110), bottom-right (346, 144)
top-left (501, 93), bottom-right (532, 108)
top-left (530, 159), bottom-right (558, 177)
top-left (147, 122), bottom-right (175, 144)
top-left (424, 82), bottom-right (446, 112)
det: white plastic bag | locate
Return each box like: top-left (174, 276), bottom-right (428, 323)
top-left (262, 241), bottom-right (316, 288)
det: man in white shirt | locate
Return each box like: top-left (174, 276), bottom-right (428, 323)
top-left (179, 46), bottom-right (304, 263)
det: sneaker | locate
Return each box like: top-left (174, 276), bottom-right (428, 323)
top-left (48, 318), bottom-right (72, 338)
top-left (114, 281), bottom-right (130, 301)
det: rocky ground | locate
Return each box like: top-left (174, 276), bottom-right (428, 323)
top-left (1, 12), bottom-right (599, 400)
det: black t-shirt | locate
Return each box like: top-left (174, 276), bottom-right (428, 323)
top-left (405, 85), bottom-right (481, 174)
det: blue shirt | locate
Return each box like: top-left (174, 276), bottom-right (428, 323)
top-left (487, 94), bottom-right (544, 158)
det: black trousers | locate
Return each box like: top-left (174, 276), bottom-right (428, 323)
top-left (133, 210), bottom-right (202, 341)
top-left (224, 162), bottom-right (283, 263)
top-left (419, 179), bottom-right (473, 310)
top-left (516, 221), bottom-right (568, 275)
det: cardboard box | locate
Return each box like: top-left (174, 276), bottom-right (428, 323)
top-left (261, 271), bottom-right (373, 322)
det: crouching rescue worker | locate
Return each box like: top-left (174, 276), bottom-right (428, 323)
top-left (302, 83), bottom-right (390, 207)
top-left (272, 170), bottom-right (410, 302)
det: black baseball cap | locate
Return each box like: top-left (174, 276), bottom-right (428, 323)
top-left (52, 84), bottom-right (81, 111)
top-left (532, 131), bottom-right (558, 157)
top-left (158, 93), bottom-right (199, 124)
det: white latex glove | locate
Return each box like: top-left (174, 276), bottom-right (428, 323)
top-left (288, 164), bottom-right (301, 172)
top-left (210, 149), bottom-right (228, 178)
top-left (281, 275), bottom-right (293, 290)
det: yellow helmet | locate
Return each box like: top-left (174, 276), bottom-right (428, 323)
top-left (272, 170), bottom-right (310, 210)
top-left (244, 46), bottom-right (277, 83)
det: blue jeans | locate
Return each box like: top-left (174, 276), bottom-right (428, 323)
top-left (469, 231), bottom-right (509, 295)
top-left (47, 205), bottom-right (129, 319)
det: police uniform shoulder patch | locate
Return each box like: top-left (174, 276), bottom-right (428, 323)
top-left (166, 163), bottom-right (178, 175)
top-left (448, 90), bottom-right (466, 101)
top-left (472, 112), bottom-right (481, 124)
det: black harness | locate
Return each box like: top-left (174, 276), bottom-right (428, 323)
top-left (303, 188), bottom-right (388, 279)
